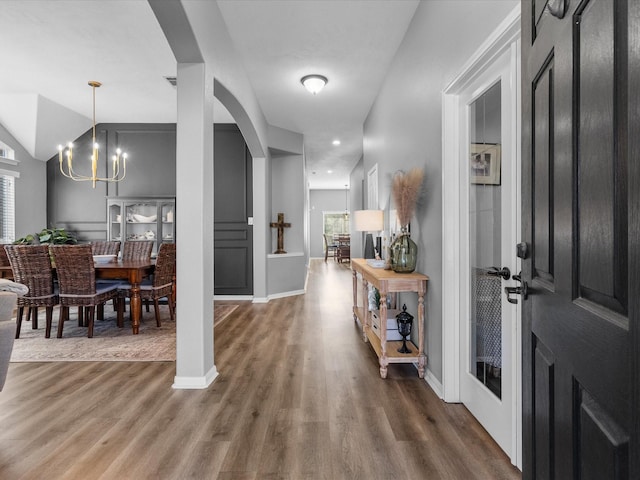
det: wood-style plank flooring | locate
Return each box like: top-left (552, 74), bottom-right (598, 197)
top-left (0, 259), bottom-right (521, 479)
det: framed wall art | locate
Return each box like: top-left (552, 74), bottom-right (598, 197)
top-left (470, 143), bottom-right (501, 185)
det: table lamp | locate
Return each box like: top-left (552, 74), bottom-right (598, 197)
top-left (353, 210), bottom-right (384, 259)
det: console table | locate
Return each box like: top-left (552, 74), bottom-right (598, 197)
top-left (351, 258), bottom-right (428, 378)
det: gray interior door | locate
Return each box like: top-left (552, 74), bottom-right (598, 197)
top-left (522, 1), bottom-right (639, 478)
top-left (214, 124), bottom-right (253, 295)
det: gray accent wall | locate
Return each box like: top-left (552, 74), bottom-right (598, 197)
top-left (0, 123), bottom-right (47, 239)
top-left (360, 0), bottom-right (518, 383)
top-left (47, 123), bottom-right (177, 242)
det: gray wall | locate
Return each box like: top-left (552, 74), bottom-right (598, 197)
top-left (271, 154), bottom-right (304, 254)
top-left (349, 157), bottom-right (365, 260)
top-left (0, 123), bottom-right (47, 239)
top-left (268, 153), bottom-right (306, 296)
top-left (360, 0), bottom-right (518, 383)
top-left (309, 189), bottom-right (350, 258)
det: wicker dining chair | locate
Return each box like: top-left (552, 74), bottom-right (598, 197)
top-left (91, 240), bottom-right (121, 256)
top-left (50, 244), bottom-right (120, 338)
top-left (0, 244), bottom-right (14, 280)
top-left (4, 245), bottom-right (58, 338)
top-left (118, 242), bottom-right (175, 327)
top-left (121, 240), bottom-right (154, 261)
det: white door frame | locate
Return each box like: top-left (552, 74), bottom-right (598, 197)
top-left (441, 4), bottom-right (521, 467)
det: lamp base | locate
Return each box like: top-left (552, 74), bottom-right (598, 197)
top-left (364, 234), bottom-right (375, 259)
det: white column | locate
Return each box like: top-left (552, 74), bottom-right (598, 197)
top-left (252, 155), bottom-right (268, 303)
top-left (173, 62), bottom-right (217, 389)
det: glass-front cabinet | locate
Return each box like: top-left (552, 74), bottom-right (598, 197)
top-left (107, 196), bottom-right (175, 257)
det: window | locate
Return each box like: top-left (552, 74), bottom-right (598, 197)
top-left (323, 211), bottom-right (349, 237)
top-left (0, 174), bottom-right (15, 243)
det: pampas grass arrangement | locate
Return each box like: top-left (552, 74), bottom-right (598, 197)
top-left (391, 168), bottom-right (424, 227)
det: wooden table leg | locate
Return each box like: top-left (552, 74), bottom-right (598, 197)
top-left (128, 269), bottom-right (144, 335)
top-left (352, 268), bottom-right (358, 322)
top-left (379, 291), bottom-right (388, 378)
top-left (417, 283), bottom-right (426, 378)
top-left (130, 283), bottom-right (141, 334)
top-left (361, 278), bottom-right (369, 342)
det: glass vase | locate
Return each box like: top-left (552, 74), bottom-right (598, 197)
top-left (390, 227), bottom-right (417, 273)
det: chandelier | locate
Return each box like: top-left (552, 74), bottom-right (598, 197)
top-left (57, 81), bottom-right (127, 188)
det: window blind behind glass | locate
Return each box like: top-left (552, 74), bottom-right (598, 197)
top-left (0, 175), bottom-right (15, 243)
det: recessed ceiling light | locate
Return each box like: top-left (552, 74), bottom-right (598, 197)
top-left (327, 170), bottom-right (333, 174)
top-left (301, 74), bottom-right (328, 95)
top-left (332, 139), bottom-right (341, 146)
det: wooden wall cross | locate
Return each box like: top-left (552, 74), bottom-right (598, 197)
top-left (270, 212), bottom-right (291, 254)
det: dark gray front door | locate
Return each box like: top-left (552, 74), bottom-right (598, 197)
top-left (214, 124), bottom-right (253, 295)
top-left (522, 1), bottom-right (639, 478)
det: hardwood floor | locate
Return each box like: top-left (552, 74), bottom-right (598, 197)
top-left (0, 259), bottom-right (521, 479)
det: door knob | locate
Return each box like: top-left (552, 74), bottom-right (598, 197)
top-left (487, 266), bottom-right (511, 281)
top-left (505, 271), bottom-right (529, 304)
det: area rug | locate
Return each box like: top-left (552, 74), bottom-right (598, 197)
top-left (9, 304), bottom-right (238, 362)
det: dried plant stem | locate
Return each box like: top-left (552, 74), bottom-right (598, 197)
top-left (392, 168), bottom-right (424, 227)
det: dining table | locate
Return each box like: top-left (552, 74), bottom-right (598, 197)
top-left (95, 259), bottom-right (155, 334)
top-left (0, 258), bottom-right (156, 335)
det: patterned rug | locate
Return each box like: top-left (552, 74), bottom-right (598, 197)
top-left (9, 304), bottom-right (238, 362)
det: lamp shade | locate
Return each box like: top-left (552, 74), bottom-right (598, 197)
top-left (353, 210), bottom-right (383, 232)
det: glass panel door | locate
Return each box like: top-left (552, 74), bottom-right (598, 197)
top-left (468, 81), bottom-right (503, 398)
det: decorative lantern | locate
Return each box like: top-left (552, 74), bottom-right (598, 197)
top-left (395, 304), bottom-right (414, 353)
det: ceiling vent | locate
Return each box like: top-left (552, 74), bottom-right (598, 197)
top-left (164, 76), bottom-right (177, 88)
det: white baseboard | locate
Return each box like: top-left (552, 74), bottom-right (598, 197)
top-left (214, 295), bottom-right (253, 301)
top-left (268, 289), bottom-right (305, 301)
top-left (172, 365), bottom-right (219, 389)
top-left (424, 367), bottom-right (444, 400)
top-left (252, 297), bottom-right (269, 304)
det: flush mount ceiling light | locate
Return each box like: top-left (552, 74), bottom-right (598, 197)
top-left (300, 74), bottom-right (328, 95)
top-left (332, 139), bottom-right (341, 146)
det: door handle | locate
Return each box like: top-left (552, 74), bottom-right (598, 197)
top-left (504, 271), bottom-right (528, 304)
top-left (487, 266), bottom-right (511, 281)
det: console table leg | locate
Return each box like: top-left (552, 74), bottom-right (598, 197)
top-left (418, 354), bottom-right (426, 379)
top-left (362, 278), bottom-right (369, 343)
top-left (352, 268), bottom-right (358, 322)
top-left (379, 357), bottom-right (388, 378)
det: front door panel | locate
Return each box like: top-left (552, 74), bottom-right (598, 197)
top-left (522, 1), bottom-right (638, 477)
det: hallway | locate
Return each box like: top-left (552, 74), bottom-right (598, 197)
top-left (0, 259), bottom-right (520, 479)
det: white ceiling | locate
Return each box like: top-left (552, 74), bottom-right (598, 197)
top-left (0, 0), bottom-right (419, 190)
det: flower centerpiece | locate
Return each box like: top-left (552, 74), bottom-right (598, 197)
top-left (390, 168), bottom-right (424, 273)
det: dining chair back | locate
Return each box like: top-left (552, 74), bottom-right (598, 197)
top-left (50, 244), bottom-right (119, 338)
top-left (91, 240), bottom-right (121, 256)
top-left (118, 242), bottom-right (176, 327)
top-left (0, 245), bottom-right (13, 279)
top-left (4, 245), bottom-right (58, 338)
top-left (121, 240), bottom-right (154, 261)
top-left (323, 234), bottom-right (338, 262)
top-left (336, 234), bottom-right (351, 263)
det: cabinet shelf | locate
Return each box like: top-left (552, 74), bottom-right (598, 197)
top-left (107, 196), bottom-right (175, 256)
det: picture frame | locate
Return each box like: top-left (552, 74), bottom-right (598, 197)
top-left (470, 143), bottom-right (501, 185)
